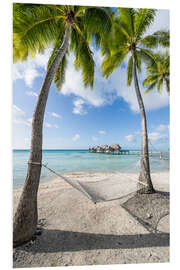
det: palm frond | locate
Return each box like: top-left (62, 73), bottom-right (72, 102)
top-left (135, 51), bottom-right (142, 73)
top-left (165, 78), bottom-right (170, 94)
top-left (127, 56), bottom-right (133, 86)
top-left (157, 77), bottom-right (163, 93)
top-left (143, 75), bottom-right (158, 87)
top-left (104, 18), bottom-right (129, 55)
top-left (13, 4), bottom-right (60, 59)
top-left (143, 51), bottom-right (170, 94)
top-left (138, 48), bottom-right (155, 65)
top-left (117, 8), bottom-right (135, 38)
top-left (84, 7), bottom-right (112, 37)
top-left (144, 81), bottom-right (157, 94)
top-left (152, 30), bottom-right (170, 47)
top-left (53, 54), bottom-right (67, 90)
top-left (13, 36), bottom-right (29, 62)
top-left (140, 30), bottom-right (170, 48)
top-left (134, 9), bottom-right (156, 41)
top-left (73, 34), bottom-right (95, 88)
top-left (47, 27), bottom-right (66, 71)
top-left (101, 49), bottom-right (128, 78)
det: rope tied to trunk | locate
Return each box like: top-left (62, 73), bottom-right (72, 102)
top-left (27, 161), bottom-right (150, 203)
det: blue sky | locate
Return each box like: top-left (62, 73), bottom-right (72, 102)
top-left (13, 8), bottom-right (170, 150)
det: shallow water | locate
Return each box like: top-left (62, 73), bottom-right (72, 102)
top-left (13, 149), bottom-right (169, 188)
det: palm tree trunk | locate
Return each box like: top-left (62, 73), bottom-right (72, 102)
top-left (165, 79), bottom-right (170, 95)
top-left (132, 50), bottom-right (155, 194)
top-left (13, 22), bottom-right (71, 247)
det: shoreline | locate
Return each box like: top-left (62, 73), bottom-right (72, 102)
top-left (13, 169), bottom-right (170, 190)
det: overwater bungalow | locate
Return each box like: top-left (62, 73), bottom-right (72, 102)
top-left (89, 144), bottom-right (122, 154)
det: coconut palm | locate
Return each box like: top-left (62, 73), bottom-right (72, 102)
top-left (13, 3), bottom-right (112, 247)
top-left (101, 8), bottom-right (169, 193)
top-left (143, 51), bottom-right (170, 95)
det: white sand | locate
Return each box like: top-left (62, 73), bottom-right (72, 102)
top-left (13, 171), bottom-right (169, 267)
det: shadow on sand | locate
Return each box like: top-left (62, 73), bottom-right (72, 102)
top-left (15, 190), bottom-right (169, 254)
top-left (17, 229), bottom-right (169, 253)
top-left (121, 190), bottom-right (169, 233)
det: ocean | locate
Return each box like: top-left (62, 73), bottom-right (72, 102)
top-left (13, 149), bottom-right (169, 189)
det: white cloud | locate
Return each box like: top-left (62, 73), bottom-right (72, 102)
top-left (155, 124), bottom-right (169, 132)
top-left (13, 105), bottom-right (30, 126)
top-left (50, 112), bottom-right (62, 118)
top-left (13, 49), bottom-right (52, 88)
top-left (61, 52), bottom-right (116, 109)
top-left (110, 63), bottom-right (169, 113)
top-left (27, 118), bottom-right (32, 124)
top-left (13, 105), bottom-right (26, 124)
top-left (72, 134), bottom-right (80, 141)
top-left (13, 12), bottom-right (169, 113)
top-left (99, 130), bottom-right (106, 135)
top-left (44, 122), bottom-right (52, 128)
top-left (125, 134), bottom-right (136, 142)
top-left (72, 99), bottom-right (87, 115)
top-left (44, 122), bottom-right (59, 128)
top-left (25, 68), bottom-right (39, 87)
top-left (60, 46), bottom-right (169, 114)
top-left (134, 131), bottom-right (140, 135)
top-left (146, 9), bottom-right (170, 36)
top-left (148, 132), bottom-right (168, 142)
top-left (54, 124), bottom-right (59, 129)
top-left (13, 107), bottom-right (59, 129)
top-left (26, 91), bottom-right (38, 97)
top-left (92, 136), bottom-right (98, 142)
top-left (125, 122), bottom-right (169, 144)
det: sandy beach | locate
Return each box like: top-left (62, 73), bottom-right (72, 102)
top-left (13, 171), bottom-right (169, 268)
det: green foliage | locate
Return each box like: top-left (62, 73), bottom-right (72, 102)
top-left (13, 4), bottom-right (60, 60)
top-left (117, 8), bottom-right (135, 37)
top-left (73, 36), bottom-right (95, 88)
top-left (54, 55), bottom-right (67, 90)
top-left (140, 30), bottom-right (170, 48)
top-left (84, 7), bottom-right (112, 37)
top-left (134, 9), bottom-right (156, 41)
top-left (102, 49), bottom-right (128, 78)
top-left (144, 80), bottom-right (157, 94)
top-left (13, 4), bottom-right (113, 90)
top-left (127, 56), bottom-right (133, 86)
top-left (101, 7), bottom-right (169, 93)
top-left (135, 51), bottom-right (141, 73)
top-left (143, 51), bottom-right (170, 94)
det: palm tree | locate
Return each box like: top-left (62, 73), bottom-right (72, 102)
top-left (13, 3), bottom-right (112, 247)
top-left (101, 8), bottom-right (169, 193)
top-left (143, 51), bottom-right (170, 95)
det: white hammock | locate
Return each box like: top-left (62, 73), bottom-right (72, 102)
top-left (40, 163), bottom-right (146, 204)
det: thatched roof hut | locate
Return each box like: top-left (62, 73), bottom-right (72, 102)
top-left (89, 144), bottom-right (121, 153)
top-left (110, 144), bottom-right (121, 152)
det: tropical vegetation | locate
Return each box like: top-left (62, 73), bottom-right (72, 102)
top-left (143, 51), bottom-right (170, 95)
top-left (13, 3), bottom-right (112, 247)
top-left (100, 8), bottom-right (169, 193)
top-left (13, 5), bottom-right (169, 247)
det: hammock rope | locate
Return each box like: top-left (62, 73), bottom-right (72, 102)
top-left (28, 161), bottom-right (149, 204)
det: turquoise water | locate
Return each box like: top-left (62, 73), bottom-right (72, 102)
top-left (13, 149), bottom-right (169, 189)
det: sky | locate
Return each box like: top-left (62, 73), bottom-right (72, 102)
top-left (13, 8), bottom-right (170, 150)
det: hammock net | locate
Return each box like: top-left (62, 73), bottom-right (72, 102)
top-left (42, 164), bottom-right (142, 203)
top-left (41, 163), bottom-right (169, 233)
top-left (77, 176), bottom-right (141, 203)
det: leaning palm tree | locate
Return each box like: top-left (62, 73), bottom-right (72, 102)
top-left (101, 8), bottom-right (169, 193)
top-left (13, 3), bottom-right (112, 247)
top-left (143, 51), bottom-right (170, 95)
